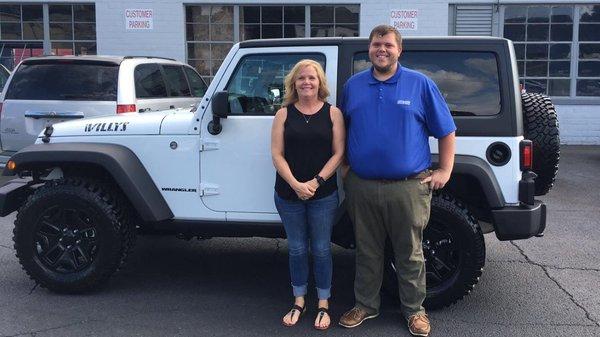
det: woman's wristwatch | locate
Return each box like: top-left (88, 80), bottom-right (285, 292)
top-left (314, 175), bottom-right (325, 186)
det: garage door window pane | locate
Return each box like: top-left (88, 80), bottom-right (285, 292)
top-left (526, 44), bottom-right (548, 59)
top-left (528, 6), bottom-right (550, 23)
top-left (1, 23), bottom-right (21, 39)
top-left (578, 62), bottom-right (600, 77)
top-left (549, 61), bottom-right (570, 77)
top-left (548, 79), bottom-right (570, 96)
top-left (336, 6), bottom-right (359, 23)
top-left (74, 23), bottom-right (95, 40)
top-left (504, 25), bottom-right (525, 41)
top-left (284, 7), bottom-right (305, 23)
top-left (74, 5), bottom-right (95, 22)
top-left (580, 44), bottom-right (600, 59)
top-left (23, 22), bottom-right (43, 40)
top-left (527, 25), bottom-right (549, 41)
top-left (50, 5), bottom-right (72, 22)
top-left (551, 6), bottom-right (573, 23)
top-left (50, 23), bottom-right (72, 40)
top-left (22, 5), bottom-right (42, 21)
top-left (550, 24), bottom-right (572, 41)
top-left (526, 61), bottom-right (548, 76)
top-left (311, 6), bottom-right (334, 23)
top-left (284, 24), bottom-right (305, 38)
top-left (580, 5), bottom-right (600, 22)
top-left (576, 80), bottom-right (600, 96)
top-left (262, 24), bottom-right (282, 38)
top-left (505, 6), bottom-right (526, 23)
top-left (262, 7), bottom-right (282, 24)
top-left (550, 44), bottom-right (570, 59)
top-left (335, 24), bottom-right (358, 37)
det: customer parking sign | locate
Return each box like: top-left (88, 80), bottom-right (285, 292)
top-left (390, 9), bottom-right (418, 31)
top-left (125, 9), bottom-right (154, 30)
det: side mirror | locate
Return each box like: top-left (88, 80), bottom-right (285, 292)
top-left (208, 91), bottom-right (230, 135)
top-left (212, 91), bottom-right (230, 119)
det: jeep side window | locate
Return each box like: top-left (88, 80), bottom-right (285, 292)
top-left (183, 66), bottom-right (208, 97)
top-left (162, 65), bottom-right (191, 97)
top-left (135, 64), bottom-right (168, 98)
top-left (225, 53), bottom-right (326, 115)
top-left (353, 51), bottom-right (502, 116)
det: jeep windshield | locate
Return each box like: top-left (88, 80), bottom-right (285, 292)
top-left (6, 61), bottom-right (118, 101)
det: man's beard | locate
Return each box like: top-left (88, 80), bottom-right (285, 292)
top-left (373, 62), bottom-right (394, 74)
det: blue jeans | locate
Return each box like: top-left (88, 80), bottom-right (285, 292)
top-left (274, 191), bottom-right (339, 300)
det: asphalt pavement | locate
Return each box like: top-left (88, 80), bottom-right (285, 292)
top-left (0, 145), bottom-right (599, 337)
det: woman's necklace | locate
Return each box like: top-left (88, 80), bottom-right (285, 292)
top-left (296, 102), bottom-right (323, 124)
top-left (302, 113), bottom-right (313, 124)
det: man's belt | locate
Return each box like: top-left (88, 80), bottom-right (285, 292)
top-left (378, 170), bottom-right (432, 183)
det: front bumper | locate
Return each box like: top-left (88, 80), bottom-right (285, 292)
top-left (492, 200), bottom-right (546, 241)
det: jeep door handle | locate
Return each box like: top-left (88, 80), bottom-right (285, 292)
top-left (24, 111), bottom-right (85, 119)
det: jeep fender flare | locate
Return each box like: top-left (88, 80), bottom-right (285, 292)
top-left (432, 154), bottom-right (505, 208)
top-left (4, 142), bottom-right (173, 222)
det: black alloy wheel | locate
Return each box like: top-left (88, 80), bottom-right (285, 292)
top-left (13, 178), bottom-right (132, 293)
top-left (34, 205), bottom-right (99, 274)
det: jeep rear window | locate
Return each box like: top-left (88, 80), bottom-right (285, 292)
top-left (6, 63), bottom-right (118, 101)
top-left (353, 52), bottom-right (501, 116)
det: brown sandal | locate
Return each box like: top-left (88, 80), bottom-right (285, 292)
top-left (282, 304), bottom-right (306, 327)
top-left (314, 307), bottom-right (331, 330)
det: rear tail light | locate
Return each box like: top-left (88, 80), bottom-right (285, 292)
top-left (520, 140), bottom-right (533, 171)
top-left (117, 104), bottom-right (136, 113)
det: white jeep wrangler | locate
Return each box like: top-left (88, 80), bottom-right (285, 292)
top-left (0, 37), bottom-right (559, 309)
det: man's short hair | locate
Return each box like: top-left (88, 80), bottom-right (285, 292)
top-left (368, 25), bottom-right (403, 47)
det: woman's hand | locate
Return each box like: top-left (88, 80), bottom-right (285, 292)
top-left (293, 181), bottom-right (316, 200)
top-left (307, 178), bottom-right (319, 191)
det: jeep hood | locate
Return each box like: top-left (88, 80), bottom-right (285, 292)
top-left (41, 109), bottom-right (189, 138)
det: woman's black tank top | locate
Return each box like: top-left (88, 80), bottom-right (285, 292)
top-left (275, 102), bottom-right (337, 200)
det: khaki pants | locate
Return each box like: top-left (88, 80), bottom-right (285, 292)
top-left (344, 170), bottom-right (432, 317)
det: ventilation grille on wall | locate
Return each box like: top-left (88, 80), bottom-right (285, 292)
top-left (454, 5), bottom-right (494, 36)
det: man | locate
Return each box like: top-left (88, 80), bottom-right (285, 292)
top-left (338, 25), bottom-right (456, 337)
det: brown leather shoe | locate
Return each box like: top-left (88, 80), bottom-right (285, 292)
top-left (338, 307), bottom-right (379, 328)
top-left (407, 313), bottom-right (431, 336)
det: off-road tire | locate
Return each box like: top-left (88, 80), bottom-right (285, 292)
top-left (383, 193), bottom-right (485, 310)
top-left (521, 92), bottom-right (560, 196)
top-left (13, 178), bottom-right (134, 293)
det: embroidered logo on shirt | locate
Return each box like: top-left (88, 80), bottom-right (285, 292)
top-left (397, 99), bottom-right (411, 105)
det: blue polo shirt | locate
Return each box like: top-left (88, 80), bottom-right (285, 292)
top-left (340, 64), bottom-right (456, 179)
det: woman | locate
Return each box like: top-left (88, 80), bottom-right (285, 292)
top-left (271, 59), bottom-right (345, 330)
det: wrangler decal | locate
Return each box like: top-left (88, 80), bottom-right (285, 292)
top-left (161, 187), bottom-right (197, 193)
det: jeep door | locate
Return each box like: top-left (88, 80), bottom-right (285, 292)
top-left (199, 46), bottom-right (338, 222)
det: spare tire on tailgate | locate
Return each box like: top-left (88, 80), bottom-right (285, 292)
top-left (521, 92), bottom-right (560, 196)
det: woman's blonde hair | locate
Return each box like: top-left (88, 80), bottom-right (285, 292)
top-left (283, 59), bottom-right (329, 106)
